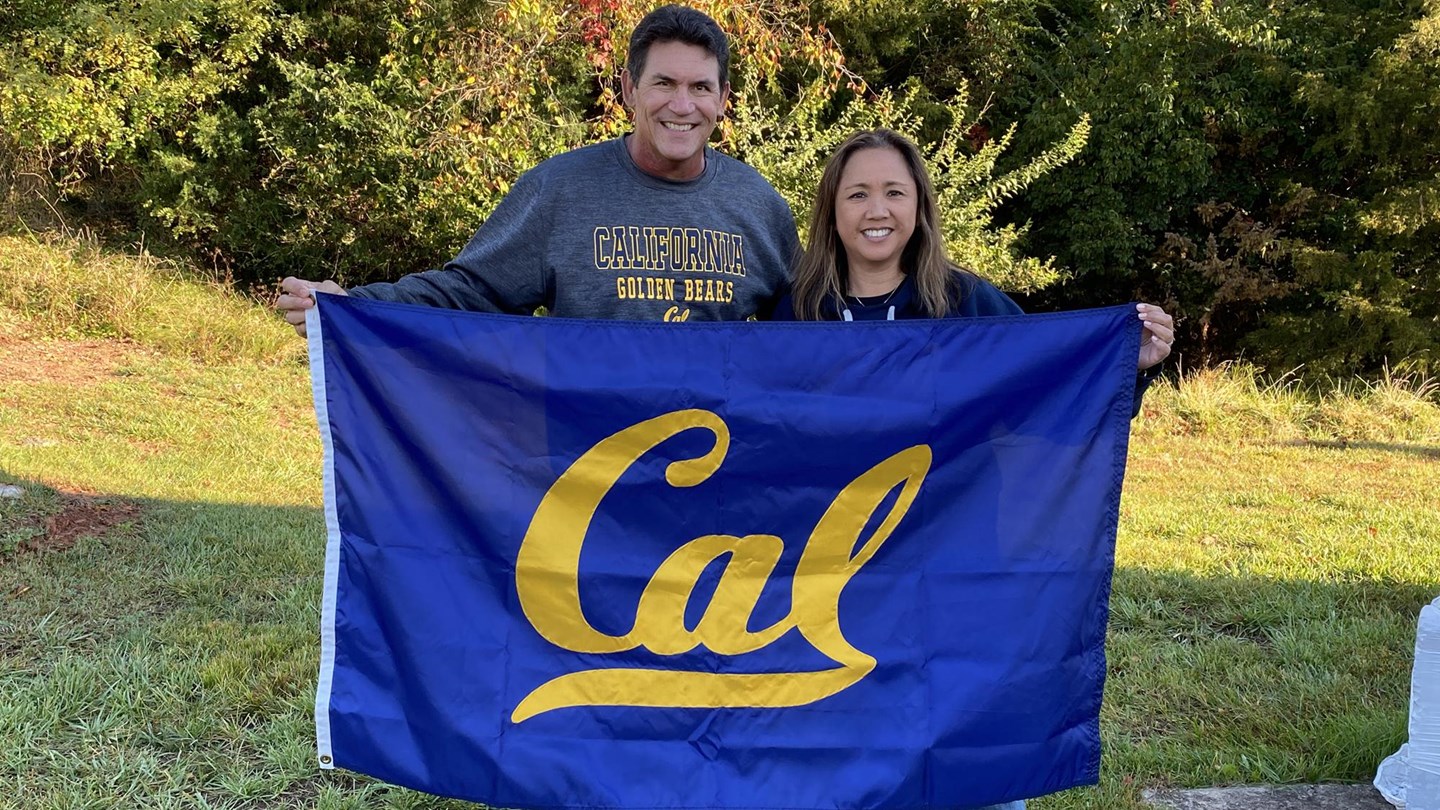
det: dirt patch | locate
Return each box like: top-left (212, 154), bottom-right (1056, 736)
top-left (0, 338), bottom-right (152, 387)
top-left (3, 492), bottom-right (141, 558)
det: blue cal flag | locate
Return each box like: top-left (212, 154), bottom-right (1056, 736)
top-left (306, 294), bottom-right (1141, 809)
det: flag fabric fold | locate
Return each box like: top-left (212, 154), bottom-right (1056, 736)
top-left (306, 294), bottom-right (1141, 809)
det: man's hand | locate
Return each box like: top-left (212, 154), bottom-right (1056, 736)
top-left (277, 277), bottom-right (347, 337)
top-left (1136, 302), bottom-right (1174, 371)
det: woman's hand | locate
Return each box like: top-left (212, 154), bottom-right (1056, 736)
top-left (1136, 303), bottom-right (1174, 371)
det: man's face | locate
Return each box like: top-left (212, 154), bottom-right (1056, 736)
top-left (621, 40), bottom-right (728, 181)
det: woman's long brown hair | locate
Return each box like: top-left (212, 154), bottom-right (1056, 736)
top-left (789, 129), bottom-right (961, 320)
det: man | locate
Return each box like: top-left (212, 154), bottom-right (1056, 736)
top-left (277, 4), bottom-right (798, 333)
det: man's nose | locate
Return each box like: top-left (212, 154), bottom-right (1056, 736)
top-left (668, 90), bottom-right (697, 115)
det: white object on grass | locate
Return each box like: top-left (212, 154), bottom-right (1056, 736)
top-left (1378, 597), bottom-right (1440, 809)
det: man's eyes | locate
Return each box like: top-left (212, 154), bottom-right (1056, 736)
top-left (650, 81), bottom-right (714, 93)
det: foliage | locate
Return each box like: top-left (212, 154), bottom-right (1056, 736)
top-left (0, 232), bottom-right (298, 364)
top-left (0, 0), bottom-right (813, 284)
top-left (0, 0), bottom-right (1084, 294)
top-left (994, 0), bottom-right (1439, 378)
top-left (0, 0), bottom-right (279, 163)
top-left (0, 0), bottom-right (571, 282)
top-left (729, 75), bottom-right (1088, 291)
top-left (1002, 1), bottom-right (1292, 299)
top-left (4, 0), bottom-right (1436, 376)
top-left (763, 0), bottom-right (1438, 377)
top-left (1243, 0), bottom-right (1440, 377)
top-left (809, 0), bottom-right (1051, 115)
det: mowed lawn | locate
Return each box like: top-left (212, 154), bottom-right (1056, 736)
top-left (1, 241), bottom-right (1437, 808)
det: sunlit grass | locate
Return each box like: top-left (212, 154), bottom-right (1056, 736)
top-left (1136, 361), bottom-right (1440, 444)
top-left (0, 231), bottom-right (300, 366)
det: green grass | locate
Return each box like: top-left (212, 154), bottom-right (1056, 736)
top-left (1, 234), bottom-right (1438, 809)
top-left (0, 232), bottom-right (300, 366)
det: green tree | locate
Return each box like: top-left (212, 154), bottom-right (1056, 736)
top-left (731, 77), bottom-right (1088, 292)
top-left (2, 0), bottom-right (1087, 296)
top-left (998, 0), bottom-right (1438, 377)
top-left (1244, 0), bottom-right (1440, 376)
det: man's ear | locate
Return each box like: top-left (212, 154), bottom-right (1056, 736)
top-left (717, 82), bottom-right (731, 121)
top-left (620, 69), bottom-right (636, 108)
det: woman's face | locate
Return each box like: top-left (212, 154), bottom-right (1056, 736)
top-left (833, 146), bottom-right (917, 277)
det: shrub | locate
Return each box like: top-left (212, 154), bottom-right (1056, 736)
top-left (1, 0), bottom-right (1084, 296)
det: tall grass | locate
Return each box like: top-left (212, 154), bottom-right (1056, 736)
top-left (0, 232), bottom-right (299, 365)
top-left (1138, 362), bottom-right (1440, 445)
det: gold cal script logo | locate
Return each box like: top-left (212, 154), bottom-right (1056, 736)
top-left (512, 409), bottom-right (931, 723)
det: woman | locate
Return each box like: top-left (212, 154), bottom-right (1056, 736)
top-left (774, 129), bottom-right (1173, 810)
top-left (773, 129), bottom-right (1174, 379)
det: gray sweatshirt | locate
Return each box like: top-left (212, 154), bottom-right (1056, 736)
top-left (350, 137), bottom-right (799, 322)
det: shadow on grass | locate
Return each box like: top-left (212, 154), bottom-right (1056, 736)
top-left (1288, 439), bottom-right (1440, 459)
top-left (0, 471), bottom-right (393, 808)
top-left (1090, 565), bottom-right (1432, 795)
top-left (0, 468), bottom-right (1433, 809)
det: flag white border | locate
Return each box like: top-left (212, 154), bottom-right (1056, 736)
top-left (306, 301), bottom-right (341, 769)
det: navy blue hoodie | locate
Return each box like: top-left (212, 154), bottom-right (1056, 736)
top-left (771, 271), bottom-right (1158, 415)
